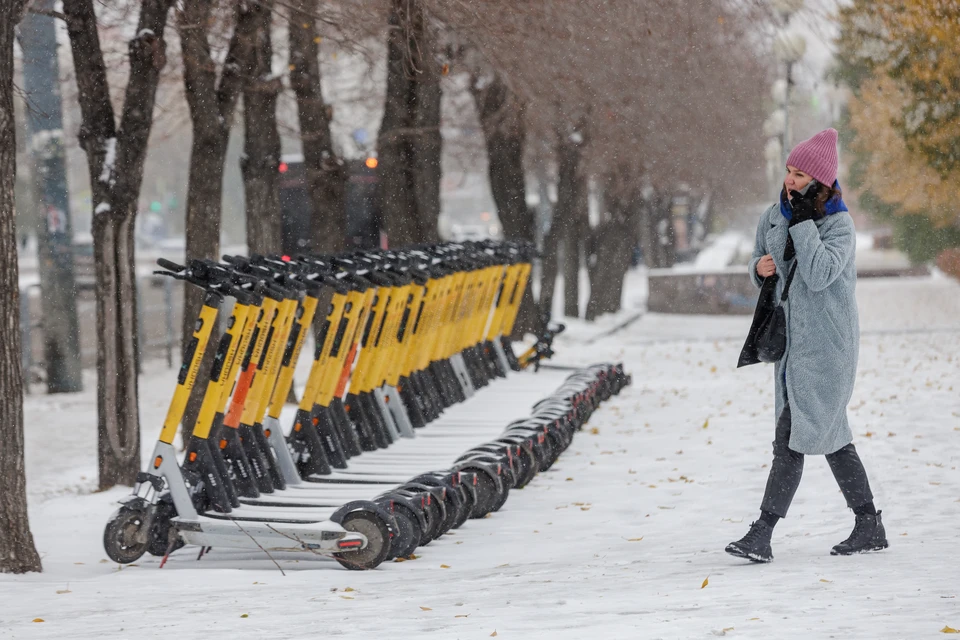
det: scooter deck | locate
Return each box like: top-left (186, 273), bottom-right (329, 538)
top-left (174, 514), bottom-right (359, 552)
top-left (200, 504), bottom-right (340, 523)
top-left (238, 482), bottom-right (405, 505)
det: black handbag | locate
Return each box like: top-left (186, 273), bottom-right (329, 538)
top-left (737, 261), bottom-right (797, 367)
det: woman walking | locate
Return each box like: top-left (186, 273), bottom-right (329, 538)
top-left (726, 128), bottom-right (887, 563)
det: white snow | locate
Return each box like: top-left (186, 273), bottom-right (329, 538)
top-left (29, 129), bottom-right (64, 157)
top-left (93, 202), bottom-right (111, 215)
top-left (2, 273), bottom-right (959, 638)
top-left (98, 138), bottom-right (116, 185)
top-left (691, 231), bottom-right (744, 271)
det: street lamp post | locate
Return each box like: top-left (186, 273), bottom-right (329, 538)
top-left (774, 33), bottom-right (806, 168)
top-left (769, 0), bottom-right (806, 168)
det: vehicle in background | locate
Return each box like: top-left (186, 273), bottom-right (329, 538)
top-left (279, 155), bottom-right (504, 251)
top-left (278, 155), bottom-right (383, 255)
top-left (448, 222), bottom-right (500, 242)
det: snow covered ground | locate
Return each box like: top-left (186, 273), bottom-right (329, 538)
top-left (2, 272), bottom-right (960, 639)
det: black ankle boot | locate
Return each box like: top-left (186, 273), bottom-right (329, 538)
top-left (831, 511), bottom-right (888, 556)
top-left (725, 520), bottom-right (774, 563)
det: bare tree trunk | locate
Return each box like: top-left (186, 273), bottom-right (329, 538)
top-left (20, 0), bottom-right (84, 394)
top-left (411, 23), bottom-right (442, 245)
top-left (586, 171), bottom-right (637, 320)
top-left (653, 192), bottom-right (675, 268)
top-left (551, 125), bottom-right (587, 319)
top-left (64, 0), bottom-right (175, 489)
top-left (470, 71), bottom-right (537, 336)
top-left (561, 233), bottom-right (581, 318)
top-left (289, 0), bottom-right (345, 254)
top-left (179, 0), bottom-right (253, 337)
top-left (177, 0), bottom-right (255, 436)
top-left (241, 0), bottom-right (283, 255)
top-left (538, 221), bottom-right (560, 320)
top-left (638, 189), bottom-right (657, 268)
top-left (378, 11), bottom-right (417, 248)
top-left (0, 0), bottom-right (42, 574)
top-left (377, 0), bottom-right (441, 247)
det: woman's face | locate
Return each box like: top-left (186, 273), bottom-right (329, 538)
top-left (784, 165), bottom-right (813, 199)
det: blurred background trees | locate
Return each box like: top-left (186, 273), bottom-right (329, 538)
top-left (836, 0), bottom-right (960, 274)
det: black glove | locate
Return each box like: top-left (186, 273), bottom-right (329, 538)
top-left (787, 182), bottom-right (822, 225)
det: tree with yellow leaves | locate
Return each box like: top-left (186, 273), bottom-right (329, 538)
top-left (846, 75), bottom-right (960, 225)
top-left (838, 0), bottom-right (960, 176)
top-left (836, 0), bottom-right (960, 265)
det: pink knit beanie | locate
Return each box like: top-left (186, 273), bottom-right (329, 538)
top-left (785, 128), bottom-right (839, 186)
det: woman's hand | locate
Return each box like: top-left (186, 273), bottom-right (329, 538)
top-left (757, 254), bottom-right (777, 278)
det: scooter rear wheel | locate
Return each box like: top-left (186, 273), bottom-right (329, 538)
top-left (335, 510), bottom-right (391, 570)
top-left (103, 507), bottom-right (149, 564)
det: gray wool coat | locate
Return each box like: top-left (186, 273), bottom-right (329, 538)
top-left (747, 203), bottom-right (859, 455)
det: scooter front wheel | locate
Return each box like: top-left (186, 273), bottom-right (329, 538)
top-left (335, 510), bottom-right (391, 570)
top-left (103, 507), bottom-right (149, 564)
top-left (146, 501), bottom-right (184, 557)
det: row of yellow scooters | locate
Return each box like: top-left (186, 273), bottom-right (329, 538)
top-left (104, 241), bottom-right (630, 570)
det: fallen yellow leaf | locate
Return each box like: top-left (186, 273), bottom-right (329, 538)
top-left (240, 614), bottom-right (249, 618)
top-left (340, 596), bottom-right (354, 600)
top-left (941, 626), bottom-right (959, 634)
top-left (56, 590), bottom-right (71, 594)
top-left (566, 477), bottom-right (574, 481)
top-left (32, 619), bottom-right (44, 623)
top-left (703, 418), bottom-right (710, 429)
top-left (590, 427), bottom-right (599, 435)
top-left (344, 587), bottom-right (355, 592)
top-left (455, 614), bottom-right (470, 618)
top-left (440, 564), bottom-right (451, 569)
top-left (491, 632), bottom-right (498, 637)
top-left (627, 537), bottom-right (644, 542)
top-left (820, 579), bottom-right (832, 583)
top-left (702, 576), bottom-right (709, 589)
top-left (420, 606), bottom-right (432, 611)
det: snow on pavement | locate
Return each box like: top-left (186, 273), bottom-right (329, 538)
top-left (2, 273), bottom-right (959, 639)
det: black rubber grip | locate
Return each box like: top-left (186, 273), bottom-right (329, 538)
top-left (157, 258), bottom-right (185, 272)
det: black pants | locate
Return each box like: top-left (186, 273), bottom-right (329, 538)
top-left (760, 404), bottom-right (874, 518)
